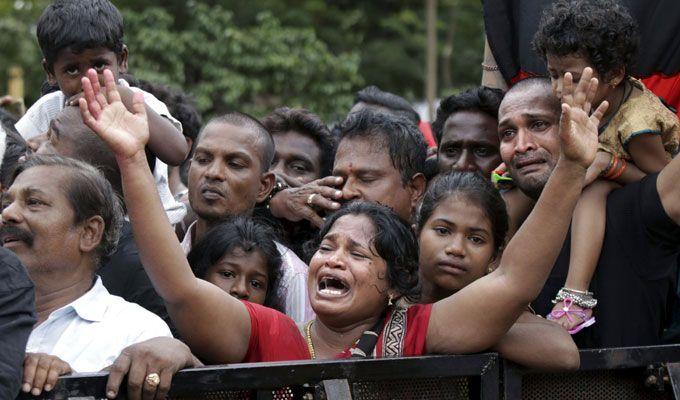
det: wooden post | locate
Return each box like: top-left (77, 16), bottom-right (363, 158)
top-left (426, 0), bottom-right (438, 121)
top-left (8, 66), bottom-right (24, 100)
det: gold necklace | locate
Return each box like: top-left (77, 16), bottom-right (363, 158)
top-left (304, 320), bottom-right (316, 359)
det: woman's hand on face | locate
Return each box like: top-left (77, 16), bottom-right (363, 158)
top-left (103, 337), bottom-right (203, 400)
top-left (22, 353), bottom-right (72, 396)
top-left (557, 67), bottom-right (609, 172)
top-left (269, 176), bottom-right (344, 228)
top-left (78, 68), bottom-right (150, 161)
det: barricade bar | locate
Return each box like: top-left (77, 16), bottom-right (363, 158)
top-left (17, 345), bottom-right (680, 399)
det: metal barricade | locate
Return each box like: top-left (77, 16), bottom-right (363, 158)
top-left (17, 353), bottom-right (500, 400)
top-left (502, 344), bottom-right (680, 400)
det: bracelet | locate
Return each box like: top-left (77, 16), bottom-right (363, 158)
top-left (599, 154), bottom-right (617, 178)
top-left (552, 288), bottom-right (598, 309)
top-left (608, 158), bottom-right (627, 180)
top-left (481, 62), bottom-right (500, 72)
top-left (265, 180), bottom-right (289, 209)
top-left (562, 287), bottom-right (593, 296)
top-left (601, 156), bottom-right (620, 179)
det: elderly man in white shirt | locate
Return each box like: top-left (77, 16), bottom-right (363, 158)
top-left (0, 155), bottom-right (170, 397)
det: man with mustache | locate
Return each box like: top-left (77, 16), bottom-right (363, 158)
top-left (0, 155), bottom-right (171, 396)
top-left (498, 77), bottom-right (680, 348)
top-left (180, 113), bottom-right (313, 323)
top-left (34, 106), bottom-right (172, 331)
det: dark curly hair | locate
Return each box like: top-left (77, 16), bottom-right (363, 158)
top-left (187, 216), bottom-right (284, 312)
top-left (305, 201), bottom-right (420, 300)
top-left (532, 0), bottom-right (639, 79)
top-left (261, 107), bottom-right (336, 178)
top-left (432, 86), bottom-right (505, 145)
top-left (416, 171), bottom-right (508, 257)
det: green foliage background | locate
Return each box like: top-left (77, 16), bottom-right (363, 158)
top-left (0, 0), bottom-right (484, 121)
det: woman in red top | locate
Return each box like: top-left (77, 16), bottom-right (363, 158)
top-left (78, 67), bottom-right (605, 367)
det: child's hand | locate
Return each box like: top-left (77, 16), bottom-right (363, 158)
top-left (78, 68), bottom-right (150, 161)
top-left (584, 151), bottom-right (613, 186)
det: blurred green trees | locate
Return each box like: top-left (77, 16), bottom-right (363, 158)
top-left (0, 0), bottom-right (483, 120)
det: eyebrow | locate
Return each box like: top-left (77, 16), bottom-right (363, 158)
top-left (324, 232), bottom-right (368, 250)
top-left (433, 217), bottom-right (491, 236)
top-left (440, 137), bottom-right (496, 146)
top-left (292, 154), bottom-right (314, 164)
top-left (498, 112), bottom-right (553, 127)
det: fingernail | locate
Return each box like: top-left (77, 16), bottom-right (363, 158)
top-left (332, 202), bottom-right (340, 208)
top-left (31, 388), bottom-right (40, 396)
top-left (44, 384), bottom-right (52, 391)
top-left (334, 191), bottom-right (342, 197)
top-left (107, 390), bottom-right (117, 398)
top-left (22, 383), bottom-right (30, 392)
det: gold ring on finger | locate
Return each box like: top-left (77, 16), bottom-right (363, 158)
top-left (306, 193), bottom-right (317, 206)
top-left (145, 373), bottom-right (161, 388)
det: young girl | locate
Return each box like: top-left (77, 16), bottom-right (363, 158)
top-left (417, 171), bottom-right (578, 370)
top-left (532, 0), bottom-right (680, 332)
top-left (187, 216), bottom-right (284, 312)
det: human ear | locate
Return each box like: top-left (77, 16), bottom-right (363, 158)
top-left (256, 171), bottom-right (276, 203)
top-left (79, 216), bottom-right (105, 253)
top-left (408, 172), bottom-right (427, 210)
top-left (606, 67), bottom-right (625, 88)
top-left (42, 59), bottom-right (57, 86)
top-left (118, 45), bottom-right (129, 74)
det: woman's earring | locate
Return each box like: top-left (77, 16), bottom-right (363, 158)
top-left (388, 295), bottom-right (394, 307)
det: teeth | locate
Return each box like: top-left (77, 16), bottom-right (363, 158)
top-left (320, 288), bottom-right (344, 296)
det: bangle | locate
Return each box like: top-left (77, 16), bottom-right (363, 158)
top-left (563, 287), bottom-right (593, 296)
top-left (599, 154), bottom-right (616, 178)
top-left (481, 62), bottom-right (500, 72)
top-left (552, 288), bottom-right (598, 309)
top-left (601, 156), bottom-right (620, 179)
top-left (607, 158), bottom-right (627, 181)
top-left (265, 180), bottom-right (289, 209)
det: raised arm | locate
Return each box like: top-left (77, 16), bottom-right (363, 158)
top-left (78, 68), bottom-right (251, 364)
top-left (427, 68), bottom-right (608, 354)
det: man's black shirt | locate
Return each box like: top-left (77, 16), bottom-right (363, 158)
top-left (533, 174), bottom-right (680, 348)
top-left (99, 221), bottom-right (174, 334)
top-left (0, 247), bottom-right (36, 399)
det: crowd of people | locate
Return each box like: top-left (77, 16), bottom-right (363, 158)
top-left (0, 0), bottom-right (679, 399)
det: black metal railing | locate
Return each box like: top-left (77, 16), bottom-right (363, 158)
top-left (16, 345), bottom-right (680, 400)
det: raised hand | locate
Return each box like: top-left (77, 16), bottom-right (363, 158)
top-left (78, 68), bottom-right (149, 160)
top-left (557, 68), bottom-right (609, 171)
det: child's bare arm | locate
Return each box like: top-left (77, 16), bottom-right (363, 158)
top-left (116, 85), bottom-right (190, 166)
top-left (627, 134), bottom-right (671, 174)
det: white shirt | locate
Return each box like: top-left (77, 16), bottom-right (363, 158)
top-left (26, 277), bottom-right (171, 372)
top-left (181, 221), bottom-right (315, 324)
top-left (15, 80), bottom-right (187, 225)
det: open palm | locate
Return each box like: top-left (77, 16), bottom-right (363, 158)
top-left (558, 68), bottom-right (609, 170)
top-left (78, 68), bottom-right (149, 160)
